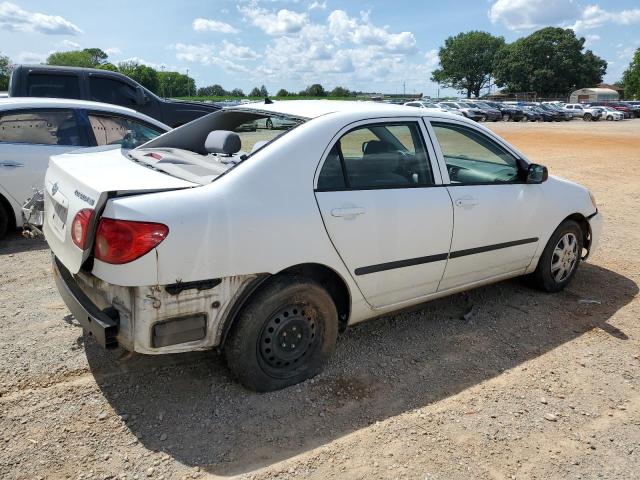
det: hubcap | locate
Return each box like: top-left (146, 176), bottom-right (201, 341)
top-left (551, 233), bottom-right (578, 282)
top-left (259, 305), bottom-right (317, 372)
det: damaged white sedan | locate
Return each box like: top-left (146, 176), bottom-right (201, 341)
top-left (45, 100), bottom-right (602, 391)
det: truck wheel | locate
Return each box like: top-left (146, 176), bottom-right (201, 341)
top-left (531, 220), bottom-right (583, 293)
top-left (224, 275), bottom-right (338, 392)
top-left (583, 113), bottom-right (592, 121)
top-left (0, 202), bottom-right (9, 239)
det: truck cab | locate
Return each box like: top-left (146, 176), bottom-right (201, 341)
top-left (8, 65), bottom-right (220, 127)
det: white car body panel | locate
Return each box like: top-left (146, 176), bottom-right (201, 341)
top-left (43, 101), bottom-right (602, 355)
top-left (0, 97), bottom-right (169, 228)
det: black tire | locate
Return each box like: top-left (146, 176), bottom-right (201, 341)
top-left (606, 115), bottom-right (613, 121)
top-left (583, 113), bottom-right (592, 121)
top-left (0, 201), bottom-right (9, 239)
top-left (532, 220), bottom-right (583, 293)
top-left (265, 118), bottom-right (274, 130)
top-left (502, 113), bottom-right (510, 121)
top-left (224, 275), bottom-right (338, 392)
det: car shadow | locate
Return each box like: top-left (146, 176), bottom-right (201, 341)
top-left (85, 263), bottom-right (637, 476)
top-left (0, 231), bottom-right (48, 254)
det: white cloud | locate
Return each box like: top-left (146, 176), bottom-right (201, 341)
top-left (571, 5), bottom-right (640, 31)
top-left (219, 40), bottom-right (260, 60)
top-left (104, 47), bottom-right (121, 56)
top-left (192, 18), bottom-right (239, 34)
top-left (57, 39), bottom-right (80, 50)
top-left (488, 0), bottom-right (578, 30)
top-left (0, 2), bottom-right (82, 35)
top-left (583, 34), bottom-right (600, 47)
top-left (308, 1), bottom-right (327, 11)
top-left (171, 43), bottom-right (250, 73)
top-left (239, 4), bottom-right (308, 35)
top-left (424, 49), bottom-right (439, 69)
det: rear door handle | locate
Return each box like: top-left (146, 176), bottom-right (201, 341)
top-left (0, 161), bottom-right (24, 168)
top-left (331, 207), bottom-right (365, 217)
top-left (455, 196), bottom-right (479, 208)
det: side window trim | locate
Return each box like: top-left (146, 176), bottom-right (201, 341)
top-left (425, 118), bottom-right (528, 186)
top-left (314, 117), bottom-right (443, 192)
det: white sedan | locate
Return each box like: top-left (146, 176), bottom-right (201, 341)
top-left (0, 97), bottom-right (169, 237)
top-left (44, 101), bottom-right (602, 391)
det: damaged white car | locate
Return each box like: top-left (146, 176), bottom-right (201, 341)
top-left (45, 100), bottom-right (602, 391)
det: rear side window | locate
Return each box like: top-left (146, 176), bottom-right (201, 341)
top-left (89, 77), bottom-right (138, 106)
top-left (0, 109), bottom-right (82, 146)
top-left (26, 74), bottom-right (81, 99)
top-left (317, 122), bottom-right (434, 190)
top-left (88, 113), bottom-right (164, 149)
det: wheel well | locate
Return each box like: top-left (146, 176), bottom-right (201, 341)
top-left (278, 263), bottom-right (351, 331)
top-left (0, 193), bottom-right (17, 231)
top-left (564, 213), bottom-right (591, 253)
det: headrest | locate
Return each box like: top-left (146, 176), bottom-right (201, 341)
top-left (205, 130), bottom-right (241, 155)
top-left (363, 140), bottom-right (394, 156)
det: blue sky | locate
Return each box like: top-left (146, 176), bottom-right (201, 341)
top-left (1, 0), bottom-right (639, 96)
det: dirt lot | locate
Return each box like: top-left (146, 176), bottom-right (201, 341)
top-left (1, 120), bottom-right (639, 480)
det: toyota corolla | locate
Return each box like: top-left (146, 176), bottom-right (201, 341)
top-left (44, 100), bottom-right (602, 391)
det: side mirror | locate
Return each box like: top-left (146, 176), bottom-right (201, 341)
top-left (135, 86), bottom-right (148, 105)
top-left (526, 163), bottom-right (548, 184)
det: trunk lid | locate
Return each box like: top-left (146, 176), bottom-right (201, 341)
top-left (43, 146), bottom-right (196, 274)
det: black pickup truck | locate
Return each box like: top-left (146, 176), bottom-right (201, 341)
top-left (8, 65), bottom-right (220, 127)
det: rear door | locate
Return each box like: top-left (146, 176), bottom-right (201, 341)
top-left (314, 118), bottom-right (453, 308)
top-left (0, 108), bottom-right (87, 206)
top-left (426, 119), bottom-right (543, 291)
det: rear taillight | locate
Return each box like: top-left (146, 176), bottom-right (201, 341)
top-left (94, 218), bottom-right (169, 265)
top-left (71, 209), bottom-right (94, 249)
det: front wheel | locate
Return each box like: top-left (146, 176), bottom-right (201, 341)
top-left (224, 275), bottom-right (338, 392)
top-left (265, 118), bottom-right (274, 130)
top-left (583, 113), bottom-right (592, 121)
top-left (532, 220), bottom-right (583, 292)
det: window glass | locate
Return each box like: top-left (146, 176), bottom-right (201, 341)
top-left (27, 74), bottom-right (81, 99)
top-left (89, 77), bottom-right (138, 106)
top-left (0, 109), bottom-right (81, 145)
top-left (432, 122), bottom-right (520, 184)
top-left (88, 114), bottom-right (163, 149)
top-left (318, 122), bottom-right (433, 190)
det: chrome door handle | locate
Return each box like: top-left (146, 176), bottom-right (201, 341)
top-left (0, 161), bottom-right (24, 167)
top-left (455, 196), bottom-right (479, 208)
top-left (331, 207), bottom-right (365, 217)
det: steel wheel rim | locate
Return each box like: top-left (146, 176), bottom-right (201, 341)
top-left (551, 233), bottom-right (579, 282)
top-left (258, 304), bottom-right (319, 378)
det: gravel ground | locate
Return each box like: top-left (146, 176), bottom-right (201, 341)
top-left (0, 120), bottom-right (638, 480)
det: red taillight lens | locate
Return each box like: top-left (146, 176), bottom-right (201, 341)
top-left (71, 209), bottom-right (94, 249)
top-left (94, 218), bottom-right (169, 265)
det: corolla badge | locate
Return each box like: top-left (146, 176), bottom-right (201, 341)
top-left (51, 182), bottom-right (59, 196)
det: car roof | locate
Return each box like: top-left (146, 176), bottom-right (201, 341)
top-left (0, 97), bottom-right (169, 130)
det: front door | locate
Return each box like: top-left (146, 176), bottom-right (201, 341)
top-left (314, 119), bottom-right (453, 308)
top-left (427, 120), bottom-right (543, 291)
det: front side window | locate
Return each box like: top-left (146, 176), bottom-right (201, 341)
top-left (0, 109), bottom-right (81, 146)
top-left (431, 122), bottom-right (520, 184)
top-left (89, 77), bottom-right (138, 106)
top-left (27, 74), bottom-right (81, 99)
top-left (317, 122), bottom-right (434, 190)
top-left (88, 113), bottom-right (164, 149)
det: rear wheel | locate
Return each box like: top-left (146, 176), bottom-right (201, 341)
top-left (224, 275), bottom-right (338, 392)
top-left (606, 115), bottom-right (613, 121)
top-left (532, 220), bottom-right (583, 292)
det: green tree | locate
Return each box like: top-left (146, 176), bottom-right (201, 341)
top-left (47, 48), bottom-right (109, 68)
top-left (158, 71), bottom-right (194, 97)
top-left (249, 86), bottom-right (262, 97)
top-left (431, 31), bottom-right (505, 98)
top-left (493, 27), bottom-right (606, 96)
top-left (118, 61), bottom-right (159, 93)
top-left (259, 84), bottom-right (268, 97)
top-left (276, 88), bottom-right (291, 97)
top-left (197, 84), bottom-right (227, 96)
top-left (97, 62), bottom-right (119, 72)
top-left (330, 86), bottom-right (350, 97)
top-left (230, 88), bottom-right (244, 97)
top-left (622, 47), bottom-right (640, 99)
top-left (303, 83), bottom-right (327, 96)
top-left (0, 54), bottom-right (10, 91)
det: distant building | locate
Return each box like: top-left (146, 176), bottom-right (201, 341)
top-left (597, 83), bottom-right (625, 98)
top-left (569, 87), bottom-right (619, 103)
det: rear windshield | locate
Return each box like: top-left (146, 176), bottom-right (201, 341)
top-left (129, 108), bottom-right (306, 185)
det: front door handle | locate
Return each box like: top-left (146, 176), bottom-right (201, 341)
top-left (455, 196), bottom-right (479, 208)
top-left (331, 207), bottom-right (365, 217)
top-left (0, 161), bottom-right (24, 168)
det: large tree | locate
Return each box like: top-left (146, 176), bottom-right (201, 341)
top-left (493, 27), bottom-right (606, 96)
top-left (0, 54), bottom-right (10, 91)
top-left (431, 31), bottom-right (505, 98)
top-left (157, 71), bottom-right (194, 97)
top-left (47, 48), bottom-right (109, 68)
top-left (117, 61), bottom-right (159, 93)
top-left (622, 47), bottom-right (640, 99)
